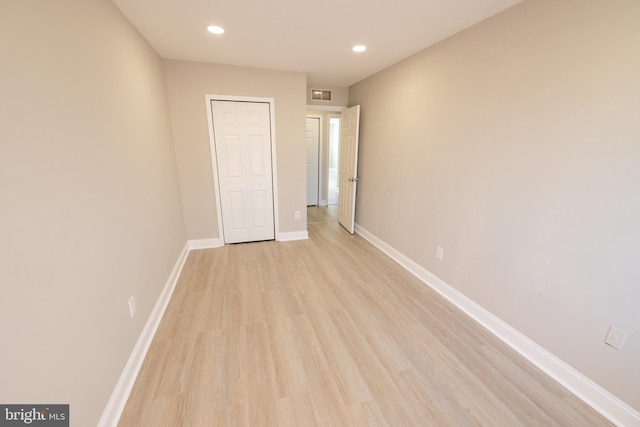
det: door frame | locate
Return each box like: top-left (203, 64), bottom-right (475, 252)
top-left (206, 95), bottom-right (280, 245)
top-left (306, 114), bottom-right (322, 206)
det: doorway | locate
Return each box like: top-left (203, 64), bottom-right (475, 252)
top-left (306, 117), bottom-right (320, 206)
top-left (305, 111), bottom-right (341, 208)
top-left (327, 116), bottom-right (340, 205)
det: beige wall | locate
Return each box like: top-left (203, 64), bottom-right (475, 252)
top-left (350, 0), bottom-right (640, 411)
top-left (164, 60), bottom-right (308, 239)
top-left (0, 1), bottom-right (186, 425)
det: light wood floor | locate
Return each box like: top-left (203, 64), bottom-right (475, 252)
top-left (307, 204), bottom-right (338, 224)
top-left (119, 206), bottom-right (611, 426)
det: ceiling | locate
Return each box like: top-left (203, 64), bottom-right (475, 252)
top-left (111, 0), bottom-right (522, 87)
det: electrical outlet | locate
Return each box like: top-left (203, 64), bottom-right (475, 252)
top-left (128, 296), bottom-right (137, 318)
top-left (294, 211), bottom-right (301, 220)
top-left (436, 246), bottom-right (444, 261)
top-left (604, 326), bottom-right (627, 350)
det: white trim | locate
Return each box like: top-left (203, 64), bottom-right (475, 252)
top-left (205, 98), bottom-right (226, 245)
top-left (354, 223), bottom-right (640, 427)
top-left (305, 105), bottom-right (347, 112)
top-left (188, 238), bottom-right (223, 250)
top-left (277, 230), bottom-right (309, 242)
top-left (268, 100), bottom-right (281, 240)
top-left (205, 95), bottom-right (280, 244)
top-left (98, 243), bottom-right (190, 427)
top-left (319, 199), bottom-right (328, 207)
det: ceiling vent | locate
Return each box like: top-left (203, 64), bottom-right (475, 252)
top-left (311, 89), bottom-right (332, 101)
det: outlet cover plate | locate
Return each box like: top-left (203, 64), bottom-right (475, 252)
top-left (604, 326), bottom-right (627, 350)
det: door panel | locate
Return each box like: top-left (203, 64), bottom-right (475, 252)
top-left (229, 191), bottom-right (246, 229)
top-left (212, 100), bottom-right (275, 243)
top-left (251, 190), bottom-right (267, 228)
top-left (338, 105), bottom-right (360, 234)
top-left (249, 136), bottom-right (265, 175)
top-left (306, 117), bottom-right (320, 206)
top-left (225, 136), bottom-right (242, 177)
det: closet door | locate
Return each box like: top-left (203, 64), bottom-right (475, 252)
top-left (211, 100), bottom-right (274, 243)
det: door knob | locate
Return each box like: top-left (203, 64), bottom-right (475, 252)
top-left (348, 177), bottom-right (360, 182)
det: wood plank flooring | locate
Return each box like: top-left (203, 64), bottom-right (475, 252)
top-left (307, 204), bottom-right (338, 224)
top-left (118, 206), bottom-right (612, 426)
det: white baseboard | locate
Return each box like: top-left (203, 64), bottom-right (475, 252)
top-left (97, 242), bottom-right (190, 427)
top-left (277, 230), bottom-right (309, 242)
top-left (354, 223), bottom-right (640, 427)
top-left (188, 237), bottom-right (223, 250)
top-left (319, 200), bottom-right (328, 206)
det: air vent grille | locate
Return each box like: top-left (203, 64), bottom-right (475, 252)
top-left (311, 89), bottom-right (332, 101)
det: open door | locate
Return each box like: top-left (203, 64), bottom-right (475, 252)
top-left (337, 105), bottom-right (360, 234)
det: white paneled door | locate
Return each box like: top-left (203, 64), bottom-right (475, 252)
top-left (338, 105), bottom-right (360, 234)
top-left (306, 117), bottom-right (320, 206)
top-left (211, 100), bottom-right (275, 244)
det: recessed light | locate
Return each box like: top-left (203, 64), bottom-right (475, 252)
top-left (352, 45), bottom-right (367, 53)
top-left (207, 25), bottom-right (225, 35)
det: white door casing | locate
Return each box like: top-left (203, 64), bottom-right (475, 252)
top-left (306, 117), bottom-right (320, 206)
top-left (338, 105), bottom-right (360, 234)
top-left (210, 100), bottom-right (275, 244)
